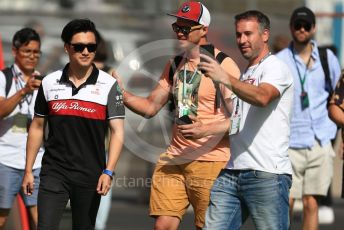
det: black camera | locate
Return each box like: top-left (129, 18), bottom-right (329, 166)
top-left (34, 75), bottom-right (44, 81)
top-left (200, 44), bottom-right (215, 74)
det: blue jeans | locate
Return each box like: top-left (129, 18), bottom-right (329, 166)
top-left (203, 169), bottom-right (292, 230)
top-left (0, 163), bottom-right (40, 208)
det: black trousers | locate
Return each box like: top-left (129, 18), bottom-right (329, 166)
top-left (37, 175), bottom-right (101, 230)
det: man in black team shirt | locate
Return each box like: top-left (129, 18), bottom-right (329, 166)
top-left (22, 19), bottom-right (125, 229)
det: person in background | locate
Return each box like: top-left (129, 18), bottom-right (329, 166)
top-left (272, 34), bottom-right (289, 53)
top-left (328, 72), bottom-right (344, 198)
top-left (114, 2), bottom-right (240, 229)
top-left (276, 6), bottom-right (341, 229)
top-left (201, 10), bottom-right (294, 230)
top-left (0, 28), bottom-right (43, 229)
top-left (22, 19), bottom-right (125, 229)
top-left (316, 44), bottom-right (340, 225)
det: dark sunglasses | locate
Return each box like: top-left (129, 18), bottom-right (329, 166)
top-left (172, 23), bottom-right (203, 35)
top-left (69, 43), bottom-right (97, 53)
top-left (293, 22), bottom-right (312, 32)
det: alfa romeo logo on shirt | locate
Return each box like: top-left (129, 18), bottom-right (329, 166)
top-left (182, 5), bottom-right (190, 13)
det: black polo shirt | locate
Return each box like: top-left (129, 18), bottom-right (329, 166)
top-left (34, 63), bottom-right (125, 186)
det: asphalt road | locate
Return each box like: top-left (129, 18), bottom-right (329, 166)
top-left (58, 196), bottom-right (344, 230)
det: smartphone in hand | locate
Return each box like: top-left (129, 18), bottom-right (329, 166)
top-left (200, 44), bottom-right (215, 73)
top-left (34, 75), bottom-right (44, 81)
top-left (176, 115), bottom-right (193, 125)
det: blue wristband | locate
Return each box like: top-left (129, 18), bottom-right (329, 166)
top-left (102, 169), bottom-right (114, 178)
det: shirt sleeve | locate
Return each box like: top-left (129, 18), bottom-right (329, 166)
top-left (34, 84), bottom-right (49, 117)
top-left (107, 81), bottom-right (125, 119)
top-left (260, 56), bottom-right (293, 95)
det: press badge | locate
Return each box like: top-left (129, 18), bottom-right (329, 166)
top-left (230, 114), bottom-right (241, 135)
top-left (179, 104), bottom-right (190, 117)
top-left (300, 91), bottom-right (309, 110)
top-left (229, 95), bottom-right (242, 135)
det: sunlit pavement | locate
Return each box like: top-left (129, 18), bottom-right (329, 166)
top-left (58, 197), bottom-right (344, 230)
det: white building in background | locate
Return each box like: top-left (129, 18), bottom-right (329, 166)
top-left (307, 0), bottom-right (344, 65)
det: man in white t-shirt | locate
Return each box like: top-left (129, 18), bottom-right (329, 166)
top-left (200, 10), bottom-right (294, 230)
top-left (0, 28), bottom-right (43, 229)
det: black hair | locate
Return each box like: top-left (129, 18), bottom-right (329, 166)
top-left (61, 18), bottom-right (99, 44)
top-left (12, 27), bottom-right (41, 49)
top-left (234, 10), bottom-right (270, 32)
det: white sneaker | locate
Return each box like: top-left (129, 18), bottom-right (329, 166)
top-left (318, 206), bottom-right (335, 224)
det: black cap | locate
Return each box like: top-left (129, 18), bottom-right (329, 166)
top-left (290, 7), bottom-right (316, 25)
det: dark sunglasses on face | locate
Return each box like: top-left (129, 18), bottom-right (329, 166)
top-left (69, 43), bottom-right (97, 53)
top-left (293, 22), bottom-right (312, 32)
top-left (172, 23), bottom-right (203, 35)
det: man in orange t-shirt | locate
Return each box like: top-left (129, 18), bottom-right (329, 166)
top-left (114, 2), bottom-right (240, 229)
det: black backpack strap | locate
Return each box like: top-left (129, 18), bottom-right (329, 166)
top-left (215, 51), bottom-right (228, 64)
top-left (318, 47), bottom-right (332, 100)
top-left (168, 55), bottom-right (184, 112)
top-left (1, 67), bottom-right (14, 97)
top-left (214, 51), bottom-right (230, 115)
top-left (168, 55), bottom-right (184, 84)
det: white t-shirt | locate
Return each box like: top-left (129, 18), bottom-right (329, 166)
top-left (226, 55), bottom-right (294, 174)
top-left (0, 64), bottom-right (44, 169)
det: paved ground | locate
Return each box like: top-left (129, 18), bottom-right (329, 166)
top-left (58, 197), bottom-right (344, 230)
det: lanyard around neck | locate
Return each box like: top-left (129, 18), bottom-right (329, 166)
top-left (11, 65), bottom-right (33, 111)
top-left (246, 52), bottom-right (272, 78)
top-left (182, 62), bottom-right (198, 100)
top-left (292, 45), bottom-right (312, 93)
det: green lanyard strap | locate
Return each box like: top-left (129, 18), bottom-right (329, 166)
top-left (292, 45), bottom-right (312, 93)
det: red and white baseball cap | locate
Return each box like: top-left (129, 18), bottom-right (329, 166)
top-left (167, 1), bottom-right (211, 26)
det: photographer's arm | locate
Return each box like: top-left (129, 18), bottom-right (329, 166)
top-left (199, 54), bottom-right (280, 107)
top-left (0, 77), bottom-right (41, 118)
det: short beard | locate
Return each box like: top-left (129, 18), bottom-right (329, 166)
top-left (293, 35), bottom-right (312, 46)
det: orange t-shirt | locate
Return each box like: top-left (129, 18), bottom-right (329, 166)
top-left (158, 48), bottom-right (240, 161)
